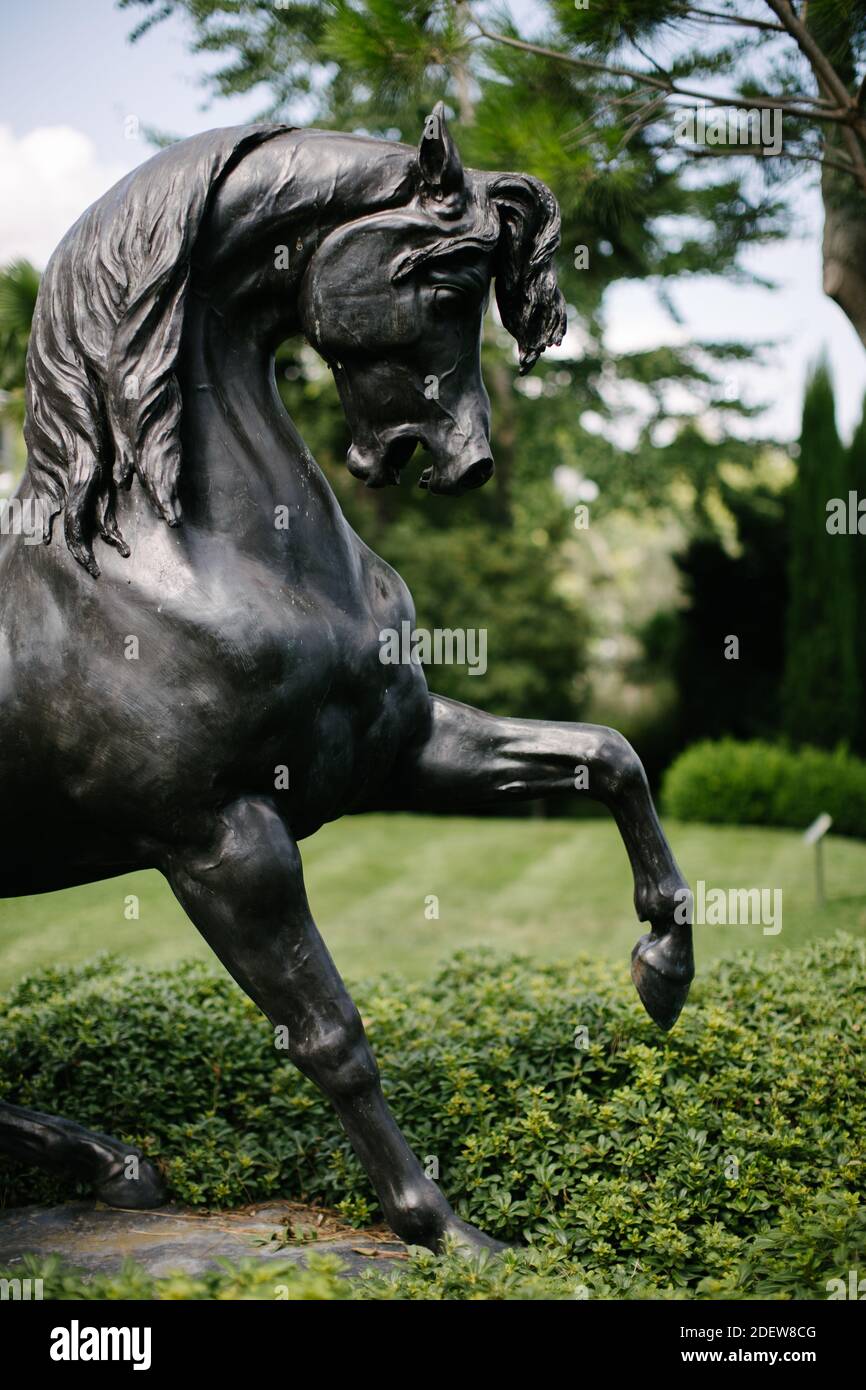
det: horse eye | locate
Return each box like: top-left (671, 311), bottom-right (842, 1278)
top-left (432, 284), bottom-right (465, 309)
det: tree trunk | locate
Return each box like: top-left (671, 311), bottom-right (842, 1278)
top-left (822, 163), bottom-right (866, 350)
top-left (453, 2), bottom-right (475, 125)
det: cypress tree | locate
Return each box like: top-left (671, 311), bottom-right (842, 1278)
top-left (782, 361), bottom-right (859, 747)
top-left (847, 393), bottom-right (866, 753)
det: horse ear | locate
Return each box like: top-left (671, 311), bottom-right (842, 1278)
top-left (418, 101), bottom-right (465, 198)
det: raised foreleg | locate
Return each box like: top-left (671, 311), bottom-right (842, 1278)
top-left (370, 695), bottom-right (694, 1030)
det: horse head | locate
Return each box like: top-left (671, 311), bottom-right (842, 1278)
top-left (24, 107), bottom-right (566, 573)
top-left (299, 103), bottom-right (565, 495)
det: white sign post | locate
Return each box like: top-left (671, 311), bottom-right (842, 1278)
top-left (803, 813), bottom-right (833, 907)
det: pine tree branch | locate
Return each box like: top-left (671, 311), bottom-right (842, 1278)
top-left (764, 0), bottom-right (866, 194)
top-left (621, 93), bottom-right (672, 148)
top-left (469, 6), bottom-right (866, 193)
top-left (467, 18), bottom-right (674, 93)
top-left (760, 2), bottom-right (866, 191)
top-left (468, 15), bottom-right (839, 122)
top-left (683, 145), bottom-right (857, 177)
top-left (562, 88), bottom-right (659, 146)
top-left (683, 7), bottom-right (786, 33)
top-left (763, 0), bottom-right (857, 116)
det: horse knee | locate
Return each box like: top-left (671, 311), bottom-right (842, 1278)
top-left (291, 1007), bottom-right (378, 1098)
top-left (172, 795), bottom-right (299, 908)
top-left (594, 728), bottom-right (646, 800)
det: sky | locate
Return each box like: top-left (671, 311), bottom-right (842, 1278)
top-left (2, 0), bottom-right (865, 443)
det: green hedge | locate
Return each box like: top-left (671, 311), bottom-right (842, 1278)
top-left (1, 940), bottom-right (865, 1299)
top-left (662, 739), bottom-right (866, 838)
top-left (1, 1248), bottom-right (579, 1301)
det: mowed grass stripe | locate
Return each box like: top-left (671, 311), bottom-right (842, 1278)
top-left (1, 816), bottom-right (865, 989)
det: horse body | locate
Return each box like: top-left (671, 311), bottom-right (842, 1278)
top-left (0, 160), bottom-right (432, 882)
top-left (0, 472), bottom-right (427, 890)
top-left (0, 111), bottom-right (694, 1251)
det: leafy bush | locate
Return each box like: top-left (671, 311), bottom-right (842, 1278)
top-left (2, 1247), bottom-right (578, 1302)
top-left (1, 939), bottom-right (864, 1299)
top-left (662, 739), bottom-right (866, 838)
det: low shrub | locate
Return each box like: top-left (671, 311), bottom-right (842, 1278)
top-left (2, 1247), bottom-right (578, 1301)
top-left (662, 739), bottom-right (866, 838)
top-left (1, 938), bottom-right (864, 1299)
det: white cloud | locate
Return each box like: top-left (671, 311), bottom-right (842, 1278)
top-left (0, 125), bottom-right (132, 268)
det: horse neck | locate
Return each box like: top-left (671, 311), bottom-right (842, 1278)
top-left (177, 299), bottom-right (341, 559)
top-left (174, 129), bottom-right (418, 559)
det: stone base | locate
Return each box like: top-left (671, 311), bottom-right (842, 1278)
top-left (0, 1199), bottom-right (406, 1281)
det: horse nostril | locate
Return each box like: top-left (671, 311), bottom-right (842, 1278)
top-left (347, 445), bottom-right (373, 481)
top-left (460, 457), bottom-right (494, 491)
top-left (421, 456), bottom-right (495, 495)
top-left (347, 445), bottom-right (399, 488)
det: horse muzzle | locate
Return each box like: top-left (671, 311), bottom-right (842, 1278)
top-left (347, 431), bottom-right (495, 496)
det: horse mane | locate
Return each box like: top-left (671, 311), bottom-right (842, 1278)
top-left (484, 172), bottom-right (567, 373)
top-left (393, 170), bottom-right (566, 374)
top-left (24, 124), bottom-right (293, 576)
top-left (24, 125), bottom-right (565, 577)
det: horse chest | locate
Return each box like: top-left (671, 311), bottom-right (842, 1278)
top-left (219, 575), bottom-right (427, 822)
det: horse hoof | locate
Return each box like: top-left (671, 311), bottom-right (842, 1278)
top-left (631, 931), bottom-right (694, 1032)
top-left (96, 1158), bottom-right (166, 1209)
top-left (438, 1217), bottom-right (511, 1257)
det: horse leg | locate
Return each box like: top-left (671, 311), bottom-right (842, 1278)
top-left (0, 1101), bottom-right (165, 1207)
top-left (374, 695), bottom-right (694, 1031)
top-left (164, 794), bottom-right (503, 1254)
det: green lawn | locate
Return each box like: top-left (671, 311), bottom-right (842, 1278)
top-left (1, 815), bottom-right (864, 990)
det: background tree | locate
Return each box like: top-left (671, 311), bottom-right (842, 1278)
top-left (0, 260), bottom-right (39, 428)
top-left (466, 0), bottom-right (866, 352)
top-left (847, 390), bottom-right (866, 752)
top-left (782, 360), bottom-right (859, 746)
top-left (629, 474), bottom-right (790, 780)
top-left (678, 482), bottom-right (788, 741)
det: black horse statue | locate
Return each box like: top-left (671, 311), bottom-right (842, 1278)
top-left (0, 108), bottom-right (693, 1253)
